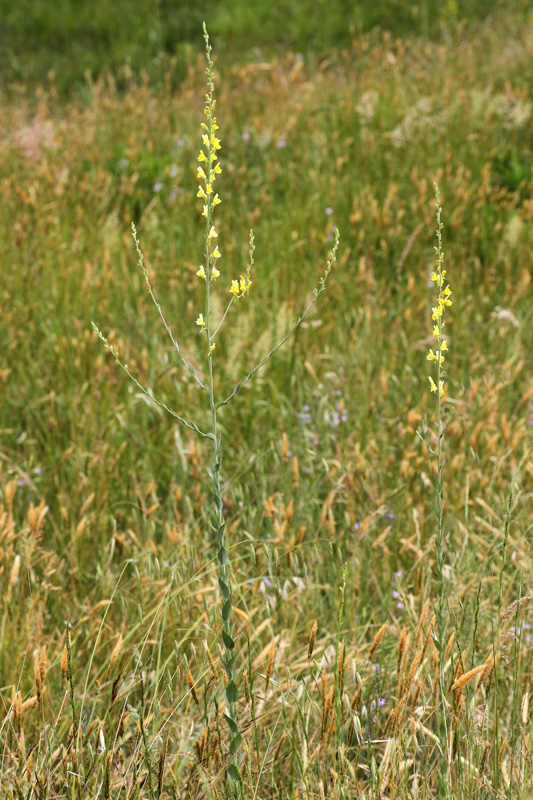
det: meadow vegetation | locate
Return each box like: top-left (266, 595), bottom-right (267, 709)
top-left (0, 5), bottom-right (532, 798)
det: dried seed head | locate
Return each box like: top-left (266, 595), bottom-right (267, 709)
top-left (451, 665), bottom-right (486, 698)
top-left (187, 669), bottom-right (200, 706)
top-left (397, 626), bottom-right (407, 675)
top-left (265, 641), bottom-right (276, 695)
top-left (282, 432), bottom-right (289, 464)
top-left (33, 650), bottom-right (42, 700)
top-left (109, 634), bottom-right (123, 675)
top-left (204, 641), bottom-right (219, 681)
top-left (292, 456), bottom-right (299, 490)
top-left (444, 631), bottom-right (455, 662)
top-left (13, 691), bottom-right (22, 729)
top-left (10, 554), bottom-right (21, 587)
top-left (308, 620), bottom-right (318, 660)
top-left (369, 622), bottom-right (387, 661)
top-left (61, 644), bottom-right (69, 684)
top-left (39, 646), bottom-right (47, 695)
top-left (415, 599), bottom-right (430, 648)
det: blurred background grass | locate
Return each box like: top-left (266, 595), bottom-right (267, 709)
top-left (0, 0), bottom-right (523, 96)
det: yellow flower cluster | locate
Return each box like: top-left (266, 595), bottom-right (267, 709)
top-left (427, 199), bottom-right (451, 398)
top-left (230, 275), bottom-right (252, 298)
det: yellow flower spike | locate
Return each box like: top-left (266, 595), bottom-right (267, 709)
top-left (197, 186), bottom-right (207, 200)
top-left (230, 280), bottom-right (239, 296)
top-left (196, 266), bottom-right (206, 280)
top-left (211, 267), bottom-right (220, 281)
top-left (196, 313), bottom-right (206, 329)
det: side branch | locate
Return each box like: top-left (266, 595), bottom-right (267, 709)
top-left (92, 323), bottom-right (214, 440)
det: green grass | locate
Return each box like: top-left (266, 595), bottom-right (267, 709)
top-left (0, 0), bottom-right (514, 97)
top-left (1, 4), bottom-right (532, 798)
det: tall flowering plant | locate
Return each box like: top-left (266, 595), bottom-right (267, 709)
top-left (426, 184), bottom-right (452, 692)
top-left (93, 23), bottom-right (340, 786)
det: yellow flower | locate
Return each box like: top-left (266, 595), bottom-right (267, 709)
top-left (213, 164), bottom-right (222, 175)
top-left (206, 183), bottom-right (213, 195)
top-left (211, 135), bottom-right (221, 150)
top-left (211, 247), bottom-right (221, 259)
top-left (197, 186), bottom-right (207, 200)
top-left (196, 313), bottom-right (206, 329)
top-left (197, 166), bottom-right (207, 180)
top-left (433, 325), bottom-right (440, 338)
top-left (198, 151), bottom-right (207, 163)
top-left (441, 339), bottom-right (448, 351)
top-left (427, 350), bottom-right (437, 361)
top-left (202, 204), bottom-right (208, 218)
top-left (211, 267), bottom-right (220, 281)
top-left (209, 343), bottom-right (216, 355)
top-left (432, 306), bottom-right (443, 321)
top-left (212, 195), bottom-right (221, 208)
top-left (202, 134), bottom-right (210, 147)
top-left (428, 376), bottom-right (437, 393)
top-left (230, 280), bottom-right (239, 296)
top-left (196, 266), bottom-right (206, 280)
top-left (210, 152), bottom-right (217, 163)
top-left (208, 226), bottom-right (217, 242)
top-left (438, 380), bottom-right (444, 397)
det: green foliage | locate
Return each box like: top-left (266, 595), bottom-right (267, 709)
top-left (0, 0), bottom-right (507, 96)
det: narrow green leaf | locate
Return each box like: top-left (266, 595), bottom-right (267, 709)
top-left (219, 578), bottom-right (230, 600)
top-left (222, 631), bottom-right (235, 650)
top-left (227, 763), bottom-right (242, 783)
top-left (222, 598), bottom-right (232, 622)
top-left (223, 714), bottom-right (239, 734)
top-left (226, 680), bottom-right (238, 704)
top-left (229, 734), bottom-right (243, 756)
